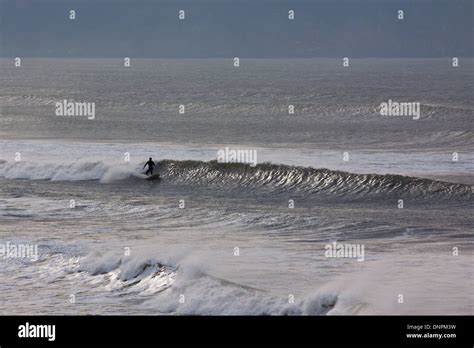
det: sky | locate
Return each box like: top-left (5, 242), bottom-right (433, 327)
top-left (0, 0), bottom-right (472, 58)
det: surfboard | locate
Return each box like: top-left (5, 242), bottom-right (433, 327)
top-left (144, 173), bottom-right (161, 181)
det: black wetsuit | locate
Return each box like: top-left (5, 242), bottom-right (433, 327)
top-left (144, 160), bottom-right (155, 175)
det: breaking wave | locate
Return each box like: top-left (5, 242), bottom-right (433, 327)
top-left (0, 159), bottom-right (471, 200)
top-left (57, 247), bottom-right (472, 315)
top-left (69, 251), bottom-right (340, 315)
top-left (0, 159), bottom-right (140, 183)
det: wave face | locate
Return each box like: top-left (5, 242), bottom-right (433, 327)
top-left (0, 159), bottom-right (471, 200)
top-left (158, 160), bottom-right (472, 200)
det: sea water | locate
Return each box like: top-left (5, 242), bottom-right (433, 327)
top-left (0, 58), bottom-right (472, 314)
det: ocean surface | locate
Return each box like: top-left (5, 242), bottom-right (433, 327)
top-left (0, 58), bottom-right (472, 315)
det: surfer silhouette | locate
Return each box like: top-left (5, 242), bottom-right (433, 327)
top-left (143, 157), bottom-right (155, 176)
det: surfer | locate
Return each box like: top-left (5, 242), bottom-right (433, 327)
top-left (143, 157), bottom-right (156, 176)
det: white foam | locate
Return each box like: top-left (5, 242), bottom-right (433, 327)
top-left (0, 159), bottom-right (140, 182)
